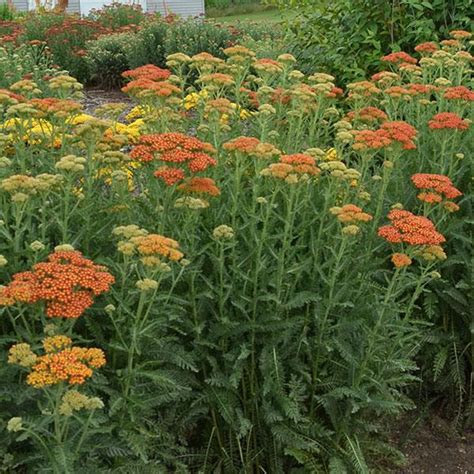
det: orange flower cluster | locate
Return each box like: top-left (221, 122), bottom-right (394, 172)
top-left (330, 204), bottom-right (373, 224)
top-left (27, 343), bottom-right (106, 388)
top-left (261, 154), bottom-right (320, 182)
top-left (380, 121), bottom-right (417, 150)
top-left (178, 177), bottom-right (221, 196)
top-left (391, 253), bottom-right (412, 268)
top-left (449, 30), bottom-right (471, 40)
top-left (381, 52), bottom-right (417, 65)
top-left (378, 210), bottom-right (446, 246)
top-left (0, 251), bottom-right (115, 319)
top-left (223, 136), bottom-right (281, 159)
top-left (131, 133), bottom-right (216, 185)
top-left (428, 112), bottom-right (470, 130)
top-left (121, 79), bottom-right (181, 97)
top-left (444, 86), bottom-right (474, 101)
top-left (30, 98), bottom-right (82, 116)
top-left (352, 130), bottom-right (392, 150)
top-left (346, 106), bottom-right (388, 123)
top-left (415, 42), bottom-right (438, 54)
top-left (132, 234), bottom-right (183, 261)
top-left (411, 173), bottom-right (462, 204)
top-left (122, 64), bottom-right (171, 82)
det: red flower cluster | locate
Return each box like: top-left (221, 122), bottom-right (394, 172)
top-left (444, 86), bottom-right (474, 101)
top-left (178, 177), bottom-right (221, 196)
top-left (411, 173), bottom-right (462, 204)
top-left (131, 133), bottom-right (216, 185)
top-left (414, 42), bottom-right (438, 53)
top-left (0, 251), bottom-right (115, 319)
top-left (381, 52), bottom-right (417, 65)
top-left (123, 64), bottom-right (171, 82)
top-left (428, 112), bottom-right (470, 130)
top-left (30, 98), bottom-right (82, 116)
top-left (352, 121), bottom-right (416, 151)
top-left (346, 106), bottom-right (388, 123)
top-left (378, 210), bottom-right (445, 246)
top-left (380, 121), bottom-right (417, 150)
top-left (352, 129), bottom-right (393, 150)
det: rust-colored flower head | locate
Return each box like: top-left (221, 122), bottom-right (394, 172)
top-left (381, 51), bottom-right (417, 65)
top-left (428, 112), bottom-right (470, 131)
top-left (178, 177), bottom-right (220, 196)
top-left (0, 251), bottom-right (115, 318)
top-left (378, 209), bottom-right (445, 246)
top-left (131, 133), bottom-right (216, 186)
top-left (443, 86), bottom-right (474, 101)
top-left (411, 173), bottom-right (462, 206)
top-left (415, 42), bottom-right (439, 54)
top-left (122, 64), bottom-right (171, 82)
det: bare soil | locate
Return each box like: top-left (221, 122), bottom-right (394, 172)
top-left (394, 417), bottom-right (473, 473)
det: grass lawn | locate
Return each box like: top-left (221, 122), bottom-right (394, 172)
top-left (209, 8), bottom-right (287, 23)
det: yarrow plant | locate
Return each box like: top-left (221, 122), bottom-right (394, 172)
top-left (0, 27), bottom-right (472, 474)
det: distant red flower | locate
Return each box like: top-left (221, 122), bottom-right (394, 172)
top-left (415, 42), bottom-right (438, 54)
top-left (382, 51), bottom-right (417, 65)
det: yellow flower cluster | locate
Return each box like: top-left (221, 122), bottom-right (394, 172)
top-left (59, 390), bottom-right (104, 416)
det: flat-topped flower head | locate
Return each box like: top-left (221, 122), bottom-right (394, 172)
top-left (444, 86), bottom-right (474, 101)
top-left (411, 173), bottom-right (462, 204)
top-left (382, 51), bottom-right (417, 65)
top-left (122, 64), bottom-right (171, 82)
top-left (346, 107), bottom-right (387, 123)
top-left (428, 112), bottom-right (470, 130)
top-left (131, 133), bottom-right (216, 185)
top-left (26, 344), bottom-right (106, 388)
top-left (330, 204), bottom-right (373, 224)
top-left (378, 210), bottom-right (445, 246)
top-left (380, 121), bottom-right (417, 150)
top-left (415, 42), bottom-right (439, 54)
top-left (449, 30), bottom-right (471, 40)
top-left (391, 253), bottom-right (412, 268)
top-left (178, 177), bottom-right (220, 196)
top-left (261, 153), bottom-right (320, 182)
top-left (0, 251), bottom-right (115, 318)
top-left (223, 136), bottom-right (281, 159)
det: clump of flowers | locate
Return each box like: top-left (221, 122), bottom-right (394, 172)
top-left (260, 154), bottom-right (320, 183)
top-left (382, 51), bottom-right (417, 65)
top-left (378, 210), bottom-right (445, 246)
top-left (223, 136), bottom-right (281, 160)
top-left (130, 132), bottom-right (216, 185)
top-left (114, 226), bottom-right (184, 264)
top-left (428, 112), bottom-right (470, 130)
top-left (352, 121), bottom-right (417, 151)
top-left (213, 225), bottom-right (235, 240)
top-left (411, 173), bottom-right (462, 206)
top-left (122, 64), bottom-right (171, 82)
top-left (0, 251), bottom-right (115, 318)
top-left (391, 252), bottom-right (413, 268)
top-left (59, 390), bottom-right (104, 416)
top-left (178, 177), bottom-right (221, 197)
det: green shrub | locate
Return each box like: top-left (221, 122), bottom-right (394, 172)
top-left (86, 33), bottom-right (132, 89)
top-left (125, 18), bottom-right (169, 69)
top-left (162, 18), bottom-right (233, 59)
top-left (277, 0), bottom-right (473, 82)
